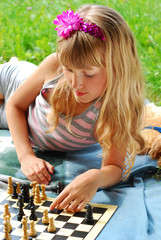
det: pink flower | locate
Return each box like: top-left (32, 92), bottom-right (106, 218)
top-left (53, 10), bottom-right (83, 38)
top-left (27, 6), bottom-right (32, 10)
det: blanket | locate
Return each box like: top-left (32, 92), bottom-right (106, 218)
top-left (0, 129), bottom-right (161, 240)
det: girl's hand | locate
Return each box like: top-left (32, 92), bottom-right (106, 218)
top-left (50, 169), bottom-right (101, 212)
top-left (20, 155), bottom-right (54, 185)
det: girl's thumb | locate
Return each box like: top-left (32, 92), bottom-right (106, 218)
top-left (45, 161), bottom-right (54, 175)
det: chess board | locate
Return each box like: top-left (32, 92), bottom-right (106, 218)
top-left (0, 191), bottom-right (118, 240)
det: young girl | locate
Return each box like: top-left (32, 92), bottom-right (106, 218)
top-left (0, 4), bottom-right (145, 212)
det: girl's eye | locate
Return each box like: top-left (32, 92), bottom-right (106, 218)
top-left (66, 68), bottom-right (73, 72)
top-left (85, 74), bottom-right (95, 77)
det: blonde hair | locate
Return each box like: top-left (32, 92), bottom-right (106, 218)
top-left (48, 4), bottom-right (145, 179)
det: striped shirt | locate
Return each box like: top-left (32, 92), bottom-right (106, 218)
top-left (28, 75), bottom-right (101, 151)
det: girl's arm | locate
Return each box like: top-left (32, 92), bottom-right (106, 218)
top-left (50, 146), bottom-right (125, 212)
top-left (6, 53), bottom-right (59, 185)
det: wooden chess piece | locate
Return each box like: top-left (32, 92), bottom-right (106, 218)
top-left (34, 184), bottom-right (41, 204)
top-left (40, 184), bottom-right (47, 200)
top-left (30, 181), bottom-right (37, 196)
top-left (5, 215), bottom-right (12, 233)
top-left (22, 215), bottom-right (28, 230)
top-left (7, 176), bottom-right (13, 194)
top-left (20, 217), bottom-right (29, 240)
top-left (47, 217), bottom-right (56, 232)
top-left (29, 220), bottom-right (37, 237)
top-left (3, 203), bottom-right (11, 219)
top-left (42, 209), bottom-right (49, 224)
top-left (3, 218), bottom-right (11, 240)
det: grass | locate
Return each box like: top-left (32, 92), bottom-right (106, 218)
top-left (0, 0), bottom-right (161, 105)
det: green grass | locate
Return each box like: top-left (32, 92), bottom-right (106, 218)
top-left (0, 0), bottom-right (161, 105)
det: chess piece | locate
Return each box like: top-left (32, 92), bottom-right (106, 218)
top-left (20, 217), bottom-right (29, 240)
top-left (21, 184), bottom-right (30, 203)
top-left (11, 183), bottom-right (18, 199)
top-left (16, 181), bottom-right (21, 194)
top-left (17, 200), bottom-right (25, 221)
top-left (7, 176), bottom-right (13, 195)
top-left (29, 205), bottom-right (37, 221)
top-left (28, 195), bottom-right (35, 209)
top-left (29, 220), bottom-right (37, 237)
top-left (42, 209), bottom-right (49, 224)
top-left (34, 184), bottom-right (41, 204)
top-left (3, 203), bottom-right (11, 219)
top-left (56, 181), bottom-right (63, 195)
top-left (84, 204), bottom-right (94, 224)
top-left (3, 218), bottom-right (11, 240)
top-left (30, 181), bottom-right (37, 196)
top-left (22, 215), bottom-right (28, 230)
top-left (5, 215), bottom-right (12, 233)
top-left (17, 193), bottom-right (24, 208)
top-left (40, 184), bottom-right (47, 200)
top-left (47, 217), bottom-right (56, 232)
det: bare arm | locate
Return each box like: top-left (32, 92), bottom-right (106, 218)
top-left (6, 53), bottom-right (59, 184)
top-left (50, 146), bottom-right (125, 212)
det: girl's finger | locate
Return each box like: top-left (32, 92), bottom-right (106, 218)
top-left (33, 165), bottom-right (49, 185)
top-left (74, 200), bottom-right (87, 212)
top-left (50, 191), bottom-right (69, 210)
top-left (57, 195), bottom-right (74, 210)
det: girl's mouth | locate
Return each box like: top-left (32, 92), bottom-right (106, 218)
top-left (75, 91), bottom-right (87, 96)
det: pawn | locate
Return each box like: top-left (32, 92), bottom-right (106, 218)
top-left (84, 204), bottom-right (94, 224)
top-left (5, 215), bottom-right (12, 233)
top-left (22, 215), bottom-right (28, 230)
top-left (29, 220), bottom-right (37, 237)
top-left (29, 205), bottom-right (37, 221)
top-left (28, 195), bottom-right (35, 209)
top-left (34, 185), bottom-right (41, 204)
top-left (42, 209), bottom-right (49, 224)
top-left (20, 217), bottom-right (29, 240)
top-left (7, 176), bottom-right (13, 195)
top-left (3, 218), bottom-right (11, 240)
top-left (11, 183), bottom-right (18, 199)
top-left (47, 217), bottom-right (56, 232)
top-left (3, 203), bottom-right (11, 219)
top-left (40, 184), bottom-right (47, 200)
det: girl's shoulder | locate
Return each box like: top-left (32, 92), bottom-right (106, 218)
top-left (40, 53), bottom-right (62, 84)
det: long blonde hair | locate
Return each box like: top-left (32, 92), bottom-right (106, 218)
top-left (48, 4), bottom-right (145, 179)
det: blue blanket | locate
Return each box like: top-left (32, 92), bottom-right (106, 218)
top-left (0, 129), bottom-right (161, 239)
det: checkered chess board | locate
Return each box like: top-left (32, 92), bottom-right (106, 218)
top-left (0, 192), bottom-right (117, 240)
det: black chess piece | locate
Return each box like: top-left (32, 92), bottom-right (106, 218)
top-left (28, 195), bottom-right (35, 210)
top-left (17, 193), bottom-right (24, 207)
top-left (56, 181), bottom-right (63, 195)
top-left (17, 201), bottom-right (25, 221)
top-left (29, 205), bottom-right (37, 221)
top-left (21, 183), bottom-right (30, 203)
top-left (11, 183), bottom-right (18, 199)
top-left (84, 204), bottom-right (94, 224)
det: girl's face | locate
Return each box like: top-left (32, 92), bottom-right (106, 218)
top-left (63, 66), bottom-right (107, 104)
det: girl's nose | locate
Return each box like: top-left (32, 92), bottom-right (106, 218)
top-left (72, 73), bottom-right (84, 89)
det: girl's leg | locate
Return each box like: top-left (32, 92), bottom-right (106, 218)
top-left (0, 60), bottom-right (38, 129)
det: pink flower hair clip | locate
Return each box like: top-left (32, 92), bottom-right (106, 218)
top-left (53, 9), bottom-right (105, 41)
